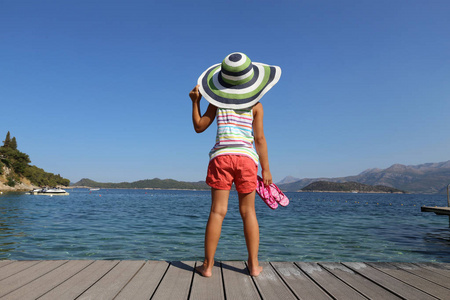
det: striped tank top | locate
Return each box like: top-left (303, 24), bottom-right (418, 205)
top-left (209, 107), bottom-right (259, 165)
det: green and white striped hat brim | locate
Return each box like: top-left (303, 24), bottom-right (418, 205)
top-left (198, 52), bottom-right (281, 109)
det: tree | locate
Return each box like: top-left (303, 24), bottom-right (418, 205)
top-left (10, 137), bottom-right (17, 150)
top-left (3, 131), bottom-right (11, 147)
top-left (7, 176), bottom-right (15, 187)
top-left (0, 131), bottom-right (70, 187)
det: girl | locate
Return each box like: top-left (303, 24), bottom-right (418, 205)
top-left (190, 52), bottom-right (281, 277)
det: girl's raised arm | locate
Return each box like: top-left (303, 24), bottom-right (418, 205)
top-left (190, 85), bottom-right (217, 133)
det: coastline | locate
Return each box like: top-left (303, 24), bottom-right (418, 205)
top-left (0, 186), bottom-right (408, 194)
top-left (0, 182), bottom-right (38, 192)
top-left (298, 190), bottom-right (407, 194)
top-left (69, 186), bottom-right (209, 191)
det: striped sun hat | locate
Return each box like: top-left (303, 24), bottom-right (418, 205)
top-left (197, 52), bottom-right (281, 109)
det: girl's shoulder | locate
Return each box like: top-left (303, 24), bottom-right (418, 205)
top-left (252, 102), bottom-right (263, 115)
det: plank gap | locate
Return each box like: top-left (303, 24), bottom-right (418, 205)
top-left (269, 262), bottom-right (301, 300)
top-left (293, 262), bottom-right (336, 299)
top-left (148, 261), bottom-right (171, 300)
top-left (73, 260), bottom-right (121, 299)
top-left (111, 260), bottom-right (146, 300)
top-left (317, 262), bottom-right (369, 299)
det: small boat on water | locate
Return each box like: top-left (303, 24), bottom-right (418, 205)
top-left (89, 188), bottom-right (100, 191)
top-left (28, 187), bottom-right (69, 195)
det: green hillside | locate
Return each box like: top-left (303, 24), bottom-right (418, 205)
top-left (0, 131), bottom-right (70, 188)
top-left (301, 181), bottom-right (406, 193)
top-left (72, 178), bottom-right (209, 190)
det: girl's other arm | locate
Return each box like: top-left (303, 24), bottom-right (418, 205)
top-left (190, 85), bottom-right (216, 133)
top-left (253, 102), bottom-right (272, 186)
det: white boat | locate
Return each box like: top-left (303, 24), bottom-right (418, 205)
top-left (89, 188), bottom-right (100, 191)
top-left (28, 187), bottom-right (69, 195)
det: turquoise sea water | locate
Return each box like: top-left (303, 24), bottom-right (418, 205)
top-left (0, 189), bottom-right (449, 262)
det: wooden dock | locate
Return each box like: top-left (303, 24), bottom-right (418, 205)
top-left (1, 260), bottom-right (450, 299)
top-left (421, 206), bottom-right (450, 215)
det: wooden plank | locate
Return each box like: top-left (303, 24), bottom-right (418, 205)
top-left (151, 261), bottom-right (195, 300)
top-left (343, 262), bottom-right (436, 300)
top-left (0, 260), bottom-right (14, 269)
top-left (0, 260), bottom-right (67, 298)
top-left (77, 260), bottom-right (144, 300)
top-left (2, 260), bottom-right (93, 300)
top-left (0, 261), bottom-right (40, 281)
top-left (114, 261), bottom-right (169, 300)
top-left (271, 262), bottom-right (332, 300)
top-left (1, 260), bottom-right (447, 300)
top-left (414, 263), bottom-right (450, 278)
top-left (368, 262), bottom-right (450, 299)
top-left (38, 260), bottom-right (120, 300)
top-left (252, 262), bottom-right (296, 300)
top-left (296, 262), bottom-right (366, 299)
top-left (189, 261), bottom-right (225, 300)
top-left (421, 206), bottom-right (450, 215)
top-left (221, 261), bottom-right (260, 300)
top-left (392, 262), bottom-right (450, 289)
top-left (319, 262), bottom-right (401, 300)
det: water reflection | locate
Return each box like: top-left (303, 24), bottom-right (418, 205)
top-left (424, 228), bottom-right (450, 246)
top-left (0, 199), bottom-right (27, 257)
top-left (0, 189), bottom-right (449, 262)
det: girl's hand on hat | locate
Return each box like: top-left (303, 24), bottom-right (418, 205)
top-left (190, 85), bottom-right (202, 103)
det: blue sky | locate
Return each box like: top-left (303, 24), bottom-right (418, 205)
top-left (1, 0), bottom-right (449, 183)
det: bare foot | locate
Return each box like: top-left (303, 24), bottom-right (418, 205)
top-left (248, 264), bottom-right (263, 277)
top-left (196, 264), bottom-right (213, 277)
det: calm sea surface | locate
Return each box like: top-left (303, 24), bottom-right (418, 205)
top-left (0, 189), bottom-right (449, 262)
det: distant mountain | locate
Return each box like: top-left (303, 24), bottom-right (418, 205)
top-left (71, 178), bottom-right (209, 190)
top-left (72, 160), bottom-right (450, 194)
top-left (301, 181), bottom-right (406, 193)
top-left (277, 176), bottom-right (301, 184)
top-left (279, 160), bottom-right (450, 194)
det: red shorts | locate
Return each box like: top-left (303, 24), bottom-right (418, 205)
top-left (206, 155), bottom-right (258, 194)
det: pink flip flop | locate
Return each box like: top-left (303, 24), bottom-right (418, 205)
top-left (269, 183), bottom-right (289, 207)
top-left (256, 176), bottom-right (278, 209)
top-left (256, 176), bottom-right (289, 209)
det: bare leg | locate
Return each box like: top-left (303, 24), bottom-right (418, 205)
top-left (197, 188), bottom-right (229, 277)
top-left (239, 190), bottom-right (263, 276)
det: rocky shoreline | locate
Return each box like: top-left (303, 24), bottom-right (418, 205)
top-left (0, 171), bottom-right (38, 191)
top-left (0, 181), bottom-right (38, 192)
